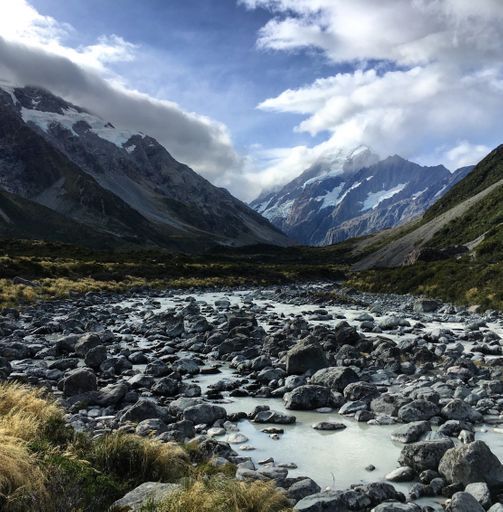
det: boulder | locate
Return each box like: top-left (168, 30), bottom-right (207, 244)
top-left (121, 399), bottom-right (164, 423)
top-left (62, 368), bottom-right (97, 397)
top-left (372, 504), bottom-right (421, 512)
top-left (288, 478), bottom-right (321, 502)
top-left (182, 404), bottom-right (226, 425)
top-left (343, 381), bottom-right (378, 402)
top-left (74, 333), bottom-right (102, 357)
top-left (110, 482), bottom-right (180, 511)
top-left (439, 441), bottom-right (503, 489)
top-left (446, 492), bottom-right (485, 512)
top-left (399, 439), bottom-right (454, 472)
top-left (286, 341), bottom-right (327, 375)
top-left (465, 482), bottom-right (491, 509)
top-left (284, 385), bottom-right (333, 410)
top-left (441, 399), bottom-right (482, 422)
top-left (391, 421), bottom-right (431, 444)
top-left (84, 345), bottom-right (107, 369)
top-left (398, 399), bottom-right (439, 422)
top-left (311, 367), bottom-right (359, 392)
top-left (414, 299), bottom-right (439, 313)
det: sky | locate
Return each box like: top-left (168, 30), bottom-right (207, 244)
top-left (0, 0), bottom-right (502, 201)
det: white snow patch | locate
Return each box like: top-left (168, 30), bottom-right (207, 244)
top-left (125, 144), bottom-right (136, 154)
top-left (361, 183), bottom-right (407, 211)
top-left (411, 188), bottom-right (428, 200)
top-left (0, 82), bottom-right (19, 106)
top-left (433, 184), bottom-right (448, 199)
top-left (315, 183), bottom-right (345, 209)
top-left (20, 106), bottom-right (140, 149)
top-left (262, 199), bottom-right (294, 221)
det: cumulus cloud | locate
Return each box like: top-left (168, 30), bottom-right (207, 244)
top-left (0, 0), bottom-right (243, 185)
top-left (242, 0), bottom-right (503, 179)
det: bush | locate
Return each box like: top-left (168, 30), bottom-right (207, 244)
top-left (148, 475), bottom-right (292, 512)
top-left (84, 433), bottom-right (189, 487)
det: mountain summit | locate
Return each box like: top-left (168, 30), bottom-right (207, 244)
top-left (0, 84), bottom-right (290, 250)
top-left (251, 147), bottom-right (472, 246)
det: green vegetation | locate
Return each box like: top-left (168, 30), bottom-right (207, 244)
top-left (142, 476), bottom-right (291, 512)
top-left (0, 238), bottom-right (353, 308)
top-left (0, 381), bottom-right (292, 512)
top-left (349, 258), bottom-right (503, 310)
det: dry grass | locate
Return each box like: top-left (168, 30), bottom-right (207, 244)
top-left (84, 432), bottom-right (189, 486)
top-left (151, 476), bottom-right (292, 512)
top-left (0, 382), bottom-right (65, 442)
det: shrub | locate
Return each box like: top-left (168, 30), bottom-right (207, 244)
top-left (149, 475), bottom-right (292, 512)
top-left (84, 433), bottom-right (189, 486)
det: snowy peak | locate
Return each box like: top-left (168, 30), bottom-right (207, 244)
top-left (251, 149), bottom-right (473, 246)
top-left (0, 84), bottom-right (290, 249)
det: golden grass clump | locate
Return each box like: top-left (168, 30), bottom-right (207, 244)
top-left (0, 382), bottom-right (64, 442)
top-left (0, 435), bottom-right (47, 506)
top-left (152, 476), bottom-right (292, 512)
top-left (86, 433), bottom-right (189, 485)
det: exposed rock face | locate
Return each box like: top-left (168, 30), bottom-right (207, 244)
top-left (439, 441), bottom-right (503, 489)
top-left (251, 145), bottom-right (472, 245)
top-left (0, 84), bottom-right (289, 249)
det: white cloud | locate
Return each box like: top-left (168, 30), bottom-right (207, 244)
top-left (242, 0), bottom-right (503, 185)
top-left (0, 0), bottom-right (244, 189)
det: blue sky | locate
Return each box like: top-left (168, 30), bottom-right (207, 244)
top-left (1, 0), bottom-right (502, 200)
top-left (29, 0), bottom-right (338, 152)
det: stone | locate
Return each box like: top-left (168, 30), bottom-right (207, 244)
top-left (312, 421), bottom-right (346, 431)
top-left (399, 439), bottom-right (454, 472)
top-left (439, 441), bottom-right (503, 489)
top-left (74, 333), bottom-right (102, 357)
top-left (414, 299), bottom-right (439, 313)
top-left (372, 504), bottom-right (421, 512)
top-left (465, 482), bottom-right (491, 509)
top-left (391, 421), bottom-right (431, 443)
top-left (311, 367), bottom-right (359, 392)
top-left (284, 385), bottom-right (333, 410)
top-left (398, 399), bottom-right (440, 422)
top-left (182, 404), bottom-right (226, 425)
top-left (286, 340), bottom-right (327, 375)
top-left (288, 478), bottom-right (321, 502)
top-left (343, 381), bottom-right (378, 402)
top-left (110, 482), bottom-right (180, 511)
top-left (254, 410), bottom-right (296, 424)
top-left (120, 399), bottom-right (163, 423)
top-left (441, 399), bottom-right (483, 422)
top-left (62, 368), bottom-right (97, 397)
top-left (385, 466), bottom-right (415, 482)
top-left (446, 492), bottom-right (485, 512)
top-left (84, 345), bottom-right (107, 369)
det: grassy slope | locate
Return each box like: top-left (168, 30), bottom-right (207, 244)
top-left (349, 145), bottom-right (503, 310)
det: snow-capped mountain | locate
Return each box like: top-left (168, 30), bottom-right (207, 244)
top-left (0, 83), bottom-right (290, 249)
top-left (251, 147), bottom-right (473, 246)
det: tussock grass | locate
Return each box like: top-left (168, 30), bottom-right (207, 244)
top-left (83, 432), bottom-right (189, 486)
top-left (0, 435), bottom-right (46, 505)
top-left (150, 475), bottom-right (292, 512)
top-left (0, 381), bottom-right (65, 443)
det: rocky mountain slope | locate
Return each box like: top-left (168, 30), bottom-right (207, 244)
top-left (353, 144), bottom-right (503, 270)
top-left (251, 146), bottom-right (472, 246)
top-left (0, 83), bottom-right (289, 250)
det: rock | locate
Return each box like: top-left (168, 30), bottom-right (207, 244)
top-left (121, 399), bottom-right (164, 423)
top-left (398, 399), bottom-right (440, 422)
top-left (385, 466), bottom-right (415, 482)
top-left (488, 505), bottom-right (503, 512)
top-left (391, 421), bottom-right (431, 443)
top-left (439, 441), bottom-right (503, 489)
top-left (371, 504), bottom-right (421, 512)
top-left (465, 482), bottom-right (491, 509)
top-left (343, 381), bottom-right (378, 402)
top-left (152, 377), bottom-right (180, 397)
top-left (110, 482), bottom-right (180, 511)
top-left (288, 478), bottom-right (321, 502)
top-left (312, 421), bottom-right (346, 431)
top-left (441, 399), bottom-right (482, 422)
top-left (286, 340), bottom-right (327, 375)
top-left (84, 345), bottom-right (107, 369)
top-left (62, 368), bottom-right (97, 397)
top-left (74, 333), bottom-right (102, 357)
top-left (371, 393), bottom-right (410, 416)
top-left (253, 410), bottom-right (296, 424)
top-left (97, 381), bottom-right (129, 406)
top-left (182, 404), bottom-right (226, 425)
top-left (399, 439), bottom-right (454, 472)
top-left (414, 299), bottom-right (439, 313)
top-left (284, 385), bottom-right (333, 410)
top-left (446, 492), bottom-right (485, 512)
top-left (311, 367), bottom-right (359, 392)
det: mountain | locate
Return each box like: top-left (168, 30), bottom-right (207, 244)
top-left (353, 144), bottom-right (503, 270)
top-left (0, 83), bottom-right (289, 250)
top-left (251, 146), bottom-right (472, 246)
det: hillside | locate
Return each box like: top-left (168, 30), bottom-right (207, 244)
top-left (350, 145), bottom-right (503, 309)
top-left (0, 84), bottom-right (290, 250)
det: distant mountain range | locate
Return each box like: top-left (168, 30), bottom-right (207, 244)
top-left (0, 83), bottom-right (290, 250)
top-left (251, 146), bottom-right (473, 246)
